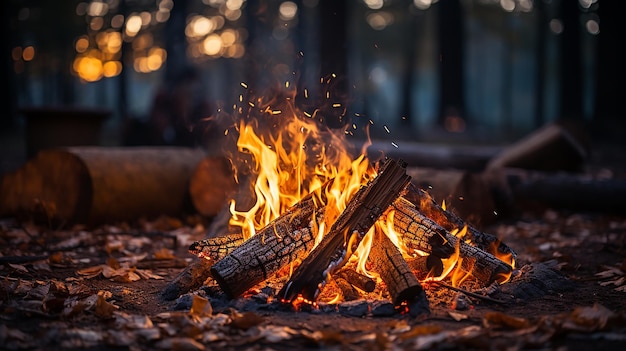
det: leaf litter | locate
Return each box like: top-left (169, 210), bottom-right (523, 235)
top-left (0, 210), bottom-right (625, 350)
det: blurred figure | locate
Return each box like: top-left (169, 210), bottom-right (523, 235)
top-left (147, 66), bottom-right (211, 146)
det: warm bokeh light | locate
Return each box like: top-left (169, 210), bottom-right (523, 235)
top-left (549, 19), bottom-right (564, 34)
top-left (111, 14), bottom-right (125, 29)
top-left (75, 37), bottom-right (90, 53)
top-left (11, 47), bottom-right (22, 61)
top-left (586, 19), bottom-right (599, 35)
top-left (203, 34), bottom-right (223, 56)
top-left (366, 12), bottom-right (394, 30)
top-left (22, 46), bottom-right (35, 61)
top-left (74, 55), bottom-right (103, 82)
top-left (187, 15), bottom-right (215, 38)
top-left (279, 1), bottom-right (298, 21)
top-left (102, 60), bottom-right (122, 77)
top-left (125, 15), bottom-right (142, 37)
top-left (87, 1), bottom-right (108, 17)
top-left (363, 0), bottom-right (384, 10)
top-left (413, 0), bottom-right (433, 10)
top-left (500, 0), bottom-right (516, 12)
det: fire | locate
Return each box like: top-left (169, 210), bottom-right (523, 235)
top-left (213, 83), bottom-right (514, 304)
top-left (226, 85), bottom-right (374, 241)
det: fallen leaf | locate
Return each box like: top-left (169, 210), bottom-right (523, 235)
top-left (94, 290), bottom-right (118, 319)
top-left (230, 311), bottom-right (265, 330)
top-left (190, 294), bottom-right (212, 317)
top-left (483, 311), bottom-right (530, 329)
top-left (8, 263), bottom-right (28, 273)
top-left (154, 247), bottom-right (175, 260)
top-left (568, 303), bottom-right (615, 331)
top-left (153, 337), bottom-right (205, 351)
top-left (448, 311), bottom-right (469, 321)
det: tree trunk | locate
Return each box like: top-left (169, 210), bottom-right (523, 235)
top-left (436, 0), bottom-right (465, 126)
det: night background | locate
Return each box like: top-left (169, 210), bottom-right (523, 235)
top-left (2, 2), bottom-right (626, 350)
top-left (2, 0), bottom-right (624, 173)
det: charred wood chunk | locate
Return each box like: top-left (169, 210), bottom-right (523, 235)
top-left (161, 259), bottom-right (213, 301)
top-left (336, 268), bottom-right (376, 293)
top-left (407, 255), bottom-right (444, 280)
top-left (334, 277), bottom-right (360, 301)
top-left (278, 158), bottom-right (411, 304)
top-left (368, 230), bottom-right (427, 309)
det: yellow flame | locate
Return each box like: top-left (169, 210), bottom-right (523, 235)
top-left (226, 90), bottom-right (374, 243)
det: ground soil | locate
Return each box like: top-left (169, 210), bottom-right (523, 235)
top-left (1, 202), bottom-right (626, 350)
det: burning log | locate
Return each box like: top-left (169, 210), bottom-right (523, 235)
top-left (188, 233), bottom-right (246, 262)
top-left (391, 196), bottom-right (513, 285)
top-left (403, 185), bottom-right (517, 259)
top-left (368, 230), bottom-right (427, 308)
top-left (278, 158), bottom-right (411, 304)
top-left (207, 189), bottom-right (326, 299)
top-left (407, 167), bottom-right (497, 226)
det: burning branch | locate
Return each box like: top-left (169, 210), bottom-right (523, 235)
top-left (278, 158), bottom-right (411, 304)
top-left (207, 188), bottom-right (326, 299)
top-left (392, 196), bottom-right (514, 285)
top-left (403, 185), bottom-right (517, 259)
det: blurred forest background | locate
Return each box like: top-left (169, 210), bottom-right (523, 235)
top-left (1, 0), bottom-right (624, 156)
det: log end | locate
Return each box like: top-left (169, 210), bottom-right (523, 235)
top-left (189, 156), bottom-right (237, 217)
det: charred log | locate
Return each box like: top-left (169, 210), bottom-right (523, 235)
top-left (208, 191), bottom-right (324, 299)
top-left (392, 196), bottom-right (513, 285)
top-left (368, 230), bottom-right (427, 308)
top-left (403, 184), bottom-right (517, 259)
top-left (336, 268), bottom-right (376, 293)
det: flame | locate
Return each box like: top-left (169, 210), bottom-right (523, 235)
top-left (216, 84), bottom-right (514, 304)
top-left (489, 240), bottom-right (516, 284)
top-left (226, 86), bottom-right (374, 241)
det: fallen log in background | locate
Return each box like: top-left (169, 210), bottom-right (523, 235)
top-left (278, 158), bottom-right (411, 304)
top-left (0, 147), bottom-right (206, 225)
top-left (368, 230), bottom-right (426, 307)
top-left (485, 168), bottom-right (626, 216)
top-left (188, 156), bottom-right (238, 218)
top-left (406, 167), bottom-right (497, 226)
top-left (485, 122), bottom-right (588, 173)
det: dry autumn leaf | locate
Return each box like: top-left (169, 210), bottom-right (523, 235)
top-left (483, 311), bottom-right (530, 329)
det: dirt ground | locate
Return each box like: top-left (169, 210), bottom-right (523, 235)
top-left (1, 199), bottom-right (626, 350)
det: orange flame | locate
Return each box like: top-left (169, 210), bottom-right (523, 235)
top-left (226, 86), bottom-right (374, 241)
top-left (218, 84), bottom-right (513, 303)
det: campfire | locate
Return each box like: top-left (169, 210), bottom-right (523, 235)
top-left (182, 85), bottom-right (516, 314)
